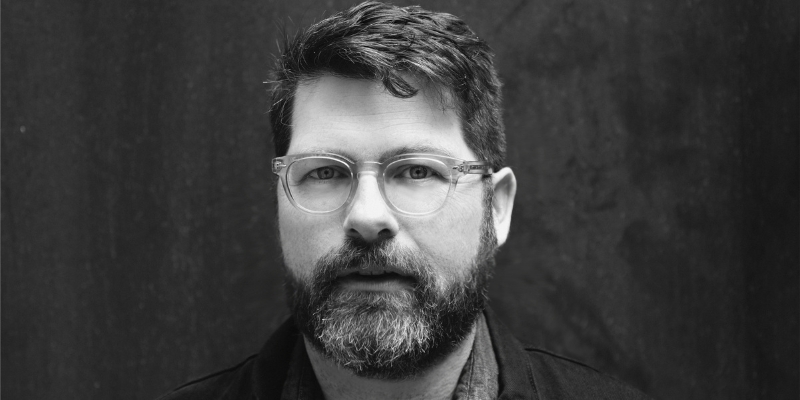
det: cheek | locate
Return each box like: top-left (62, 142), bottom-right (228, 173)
top-left (406, 191), bottom-right (484, 286)
top-left (278, 198), bottom-right (341, 281)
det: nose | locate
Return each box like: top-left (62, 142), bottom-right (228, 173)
top-left (343, 171), bottom-right (399, 242)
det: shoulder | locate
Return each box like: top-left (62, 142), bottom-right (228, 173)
top-left (155, 355), bottom-right (258, 400)
top-left (155, 318), bottom-right (301, 400)
top-left (483, 308), bottom-right (652, 399)
top-left (523, 347), bottom-right (652, 400)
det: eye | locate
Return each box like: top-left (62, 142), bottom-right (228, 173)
top-left (403, 165), bottom-right (434, 179)
top-left (308, 167), bottom-right (341, 180)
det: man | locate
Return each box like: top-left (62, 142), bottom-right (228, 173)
top-left (160, 2), bottom-right (650, 399)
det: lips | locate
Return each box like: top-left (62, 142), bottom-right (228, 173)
top-left (332, 265), bottom-right (417, 289)
top-left (355, 270), bottom-right (394, 276)
top-left (336, 265), bottom-right (410, 278)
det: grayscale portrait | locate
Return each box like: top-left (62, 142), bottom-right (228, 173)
top-left (2, 1), bottom-right (797, 399)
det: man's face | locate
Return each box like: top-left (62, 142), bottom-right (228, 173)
top-left (278, 75), bottom-right (495, 378)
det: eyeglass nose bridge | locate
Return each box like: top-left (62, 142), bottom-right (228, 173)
top-left (349, 161), bottom-right (385, 189)
top-left (353, 160), bottom-right (382, 175)
top-left (348, 161), bottom-right (388, 206)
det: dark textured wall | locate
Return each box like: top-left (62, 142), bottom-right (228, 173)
top-left (2, 0), bottom-right (797, 399)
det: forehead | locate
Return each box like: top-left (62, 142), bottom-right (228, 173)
top-left (288, 75), bottom-right (476, 161)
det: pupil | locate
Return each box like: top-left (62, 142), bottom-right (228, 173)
top-left (411, 166), bottom-right (427, 179)
top-left (318, 167), bottom-right (333, 179)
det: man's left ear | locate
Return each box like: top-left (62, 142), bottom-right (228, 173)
top-left (491, 167), bottom-right (517, 247)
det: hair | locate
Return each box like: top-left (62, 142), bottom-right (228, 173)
top-left (269, 1), bottom-right (506, 170)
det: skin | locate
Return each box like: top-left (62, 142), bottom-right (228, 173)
top-left (278, 74), bottom-right (517, 400)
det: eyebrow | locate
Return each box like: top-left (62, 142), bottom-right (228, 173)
top-left (380, 145), bottom-right (456, 160)
top-left (299, 144), bottom-right (457, 161)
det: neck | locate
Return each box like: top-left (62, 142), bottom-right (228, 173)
top-left (304, 324), bottom-right (477, 400)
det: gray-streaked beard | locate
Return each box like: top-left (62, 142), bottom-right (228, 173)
top-left (285, 185), bottom-right (497, 380)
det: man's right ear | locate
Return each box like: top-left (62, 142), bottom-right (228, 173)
top-left (491, 167), bottom-right (516, 247)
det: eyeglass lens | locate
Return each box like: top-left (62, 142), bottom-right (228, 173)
top-left (285, 156), bottom-right (453, 214)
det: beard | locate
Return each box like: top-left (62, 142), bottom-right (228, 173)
top-left (284, 184), bottom-right (497, 380)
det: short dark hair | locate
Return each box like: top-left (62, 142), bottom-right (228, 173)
top-left (269, 1), bottom-right (505, 169)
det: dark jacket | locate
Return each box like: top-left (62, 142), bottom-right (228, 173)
top-left (158, 309), bottom-right (651, 399)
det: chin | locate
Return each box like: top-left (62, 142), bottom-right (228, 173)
top-left (305, 285), bottom-right (484, 380)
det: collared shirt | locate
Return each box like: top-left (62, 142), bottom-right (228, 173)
top-left (452, 313), bottom-right (499, 399)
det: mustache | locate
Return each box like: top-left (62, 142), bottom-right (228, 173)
top-left (313, 237), bottom-right (431, 285)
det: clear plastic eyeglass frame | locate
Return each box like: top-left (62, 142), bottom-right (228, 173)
top-left (272, 152), bottom-right (493, 216)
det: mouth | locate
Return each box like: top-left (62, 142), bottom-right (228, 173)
top-left (336, 265), bottom-right (410, 278)
top-left (336, 267), bottom-right (416, 290)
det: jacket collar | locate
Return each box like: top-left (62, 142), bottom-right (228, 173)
top-left (484, 307), bottom-right (538, 399)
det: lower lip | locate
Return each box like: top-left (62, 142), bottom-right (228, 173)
top-left (337, 274), bottom-right (415, 291)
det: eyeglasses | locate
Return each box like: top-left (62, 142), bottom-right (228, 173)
top-left (272, 153), bottom-right (493, 216)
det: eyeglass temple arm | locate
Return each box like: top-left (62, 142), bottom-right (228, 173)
top-left (454, 161), bottom-right (493, 175)
top-left (272, 159), bottom-right (286, 174)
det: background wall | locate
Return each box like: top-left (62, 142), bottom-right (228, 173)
top-left (2, 0), bottom-right (797, 399)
